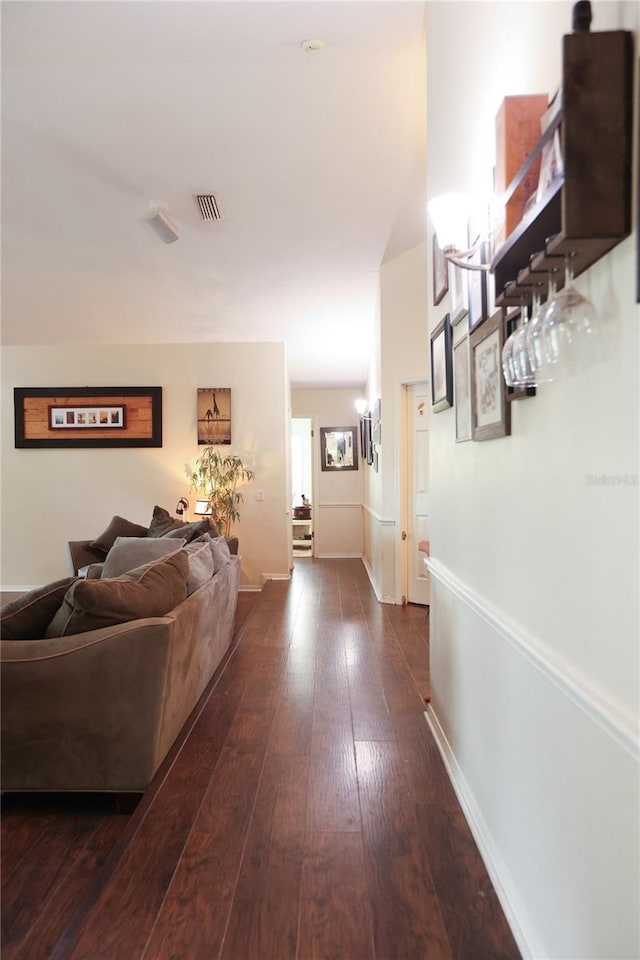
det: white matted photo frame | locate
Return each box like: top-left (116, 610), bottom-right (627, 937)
top-left (450, 261), bottom-right (469, 328)
top-left (453, 334), bottom-right (472, 442)
top-left (467, 249), bottom-right (488, 332)
top-left (432, 234), bottom-right (449, 306)
top-left (430, 313), bottom-right (453, 413)
top-left (483, 242), bottom-right (496, 318)
top-left (469, 310), bottom-right (511, 441)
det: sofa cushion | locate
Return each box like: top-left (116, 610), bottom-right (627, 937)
top-left (196, 533), bottom-right (232, 574)
top-left (184, 541), bottom-right (215, 595)
top-left (146, 505), bottom-right (186, 538)
top-left (0, 577), bottom-right (77, 640)
top-left (89, 515), bottom-right (148, 555)
top-left (101, 536), bottom-right (186, 579)
top-left (210, 536), bottom-right (232, 573)
top-left (161, 519), bottom-right (214, 543)
top-left (45, 551), bottom-right (189, 638)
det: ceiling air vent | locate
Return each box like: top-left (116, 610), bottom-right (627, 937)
top-left (194, 193), bottom-right (222, 221)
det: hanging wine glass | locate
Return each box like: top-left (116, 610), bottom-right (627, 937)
top-left (541, 254), bottom-right (599, 377)
top-left (511, 301), bottom-right (537, 388)
top-left (501, 313), bottom-right (520, 388)
top-left (526, 270), bottom-right (558, 384)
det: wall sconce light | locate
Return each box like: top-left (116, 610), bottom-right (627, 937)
top-left (194, 498), bottom-right (212, 516)
top-left (428, 193), bottom-right (492, 272)
top-left (354, 398), bottom-right (370, 417)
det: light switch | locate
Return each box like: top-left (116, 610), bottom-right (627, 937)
top-left (256, 489), bottom-right (265, 501)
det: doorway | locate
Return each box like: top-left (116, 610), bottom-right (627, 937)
top-left (404, 382), bottom-right (430, 605)
top-left (291, 418), bottom-right (313, 558)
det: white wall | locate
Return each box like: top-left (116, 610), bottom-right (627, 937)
top-left (362, 241), bottom-right (430, 602)
top-left (1, 342), bottom-right (290, 590)
top-left (425, 3), bottom-right (639, 958)
top-left (291, 388), bottom-right (364, 558)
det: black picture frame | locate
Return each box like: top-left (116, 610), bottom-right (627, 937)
top-left (14, 386), bottom-right (163, 448)
top-left (366, 418), bottom-right (373, 466)
top-left (637, 67), bottom-right (640, 303)
top-left (319, 426), bottom-right (359, 471)
top-left (430, 314), bottom-right (453, 412)
top-left (469, 311), bottom-right (511, 441)
top-left (432, 233), bottom-right (449, 306)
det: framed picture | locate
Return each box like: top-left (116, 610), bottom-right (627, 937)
top-left (450, 262), bottom-right (469, 327)
top-left (432, 234), bottom-right (449, 306)
top-left (14, 387), bottom-right (162, 448)
top-left (48, 405), bottom-right (125, 429)
top-left (484, 243), bottom-right (496, 318)
top-left (430, 314), bottom-right (453, 412)
top-left (320, 426), bottom-right (359, 471)
top-left (467, 252), bottom-right (488, 332)
top-left (197, 388), bottom-right (231, 445)
top-left (359, 417), bottom-right (367, 459)
top-left (453, 334), bottom-right (472, 442)
top-left (469, 310), bottom-right (511, 441)
top-left (371, 397), bottom-right (381, 444)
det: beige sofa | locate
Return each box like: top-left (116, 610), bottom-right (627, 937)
top-left (1, 549), bottom-right (240, 794)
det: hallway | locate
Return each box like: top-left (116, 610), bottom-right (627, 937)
top-left (4, 559), bottom-right (520, 960)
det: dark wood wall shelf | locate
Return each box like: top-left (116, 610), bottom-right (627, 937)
top-left (492, 28), bottom-right (633, 308)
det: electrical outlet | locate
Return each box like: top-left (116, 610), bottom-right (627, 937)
top-left (256, 489), bottom-right (265, 501)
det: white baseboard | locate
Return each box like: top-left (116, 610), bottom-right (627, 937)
top-left (361, 556), bottom-right (395, 604)
top-left (315, 552), bottom-right (363, 559)
top-left (425, 705), bottom-right (544, 960)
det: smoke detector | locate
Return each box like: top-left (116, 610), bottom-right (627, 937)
top-left (146, 200), bottom-right (179, 244)
top-left (301, 39), bottom-right (324, 55)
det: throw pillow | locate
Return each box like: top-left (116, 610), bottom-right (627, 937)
top-left (45, 551), bottom-right (188, 639)
top-left (100, 536), bottom-right (186, 579)
top-left (147, 505), bottom-right (186, 538)
top-left (89, 515), bottom-right (148, 555)
top-left (161, 518), bottom-right (215, 543)
top-left (210, 535), bottom-right (232, 573)
top-left (183, 541), bottom-right (214, 595)
top-left (1, 576), bottom-right (77, 640)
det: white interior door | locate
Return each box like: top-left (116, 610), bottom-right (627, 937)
top-left (406, 382), bottom-right (430, 605)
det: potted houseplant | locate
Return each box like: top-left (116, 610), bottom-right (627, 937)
top-left (189, 446), bottom-right (255, 537)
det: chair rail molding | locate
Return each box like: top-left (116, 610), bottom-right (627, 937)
top-left (427, 558), bottom-right (638, 761)
top-left (362, 503), bottom-right (396, 525)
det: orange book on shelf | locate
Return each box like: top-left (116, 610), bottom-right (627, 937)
top-left (494, 94), bottom-right (548, 246)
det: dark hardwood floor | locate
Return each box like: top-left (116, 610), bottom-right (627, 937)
top-left (1, 558), bottom-right (520, 960)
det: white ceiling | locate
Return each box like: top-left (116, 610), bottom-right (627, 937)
top-left (1, 1), bottom-right (427, 386)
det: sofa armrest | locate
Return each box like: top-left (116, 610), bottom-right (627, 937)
top-left (1, 616), bottom-right (176, 792)
top-left (67, 540), bottom-right (106, 576)
top-left (225, 536), bottom-right (239, 556)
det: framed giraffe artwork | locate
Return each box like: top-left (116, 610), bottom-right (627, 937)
top-left (197, 388), bottom-right (231, 445)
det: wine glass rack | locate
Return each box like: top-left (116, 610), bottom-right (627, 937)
top-left (492, 28), bottom-right (633, 308)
